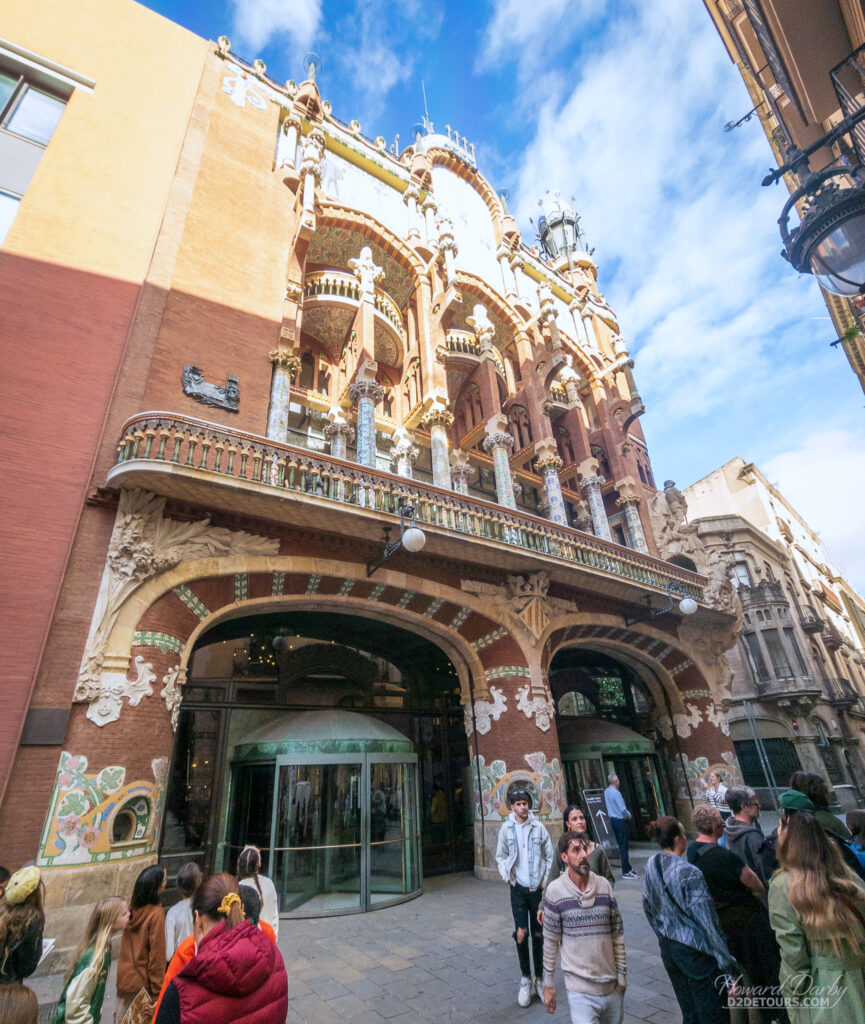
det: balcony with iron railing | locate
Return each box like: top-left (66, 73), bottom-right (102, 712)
top-left (738, 580), bottom-right (788, 607)
top-left (823, 676), bottom-right (862, 711)
top-left (799, 605), bottom-right (824, 632)
top-left (303, 271), bottom-right (404, 339)
top-left (107, 412), bottom-right (706, 602)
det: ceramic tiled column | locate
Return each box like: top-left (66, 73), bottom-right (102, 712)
top-left (579, 458), bottom-right (612, 541)
top-left (349, 377), bottom-right (384, 468)
top-left (450, 449), bottom-right (474, 495)
top-left (266, 350), bottom-right (299, 443)
top-left (534, 438), bottom-right (567, 526)
top-left (616, 479), bottom-right (649, 553)
top-left (483, 415), bottom-right (516, 509)
top-left (422, 406), bottom-right (454, 489)
top-left (390, 428), bottom-right (419, 479)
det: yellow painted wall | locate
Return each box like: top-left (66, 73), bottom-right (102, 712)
top-left (2, 0), bottom-right (209, 282)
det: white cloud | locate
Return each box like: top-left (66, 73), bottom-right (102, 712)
top-left (229, 0), bottom-right (322, 56)
top-left (762, 429), bottom-right (865, 592)
top-left (478, 0), bottom-right (579, 70)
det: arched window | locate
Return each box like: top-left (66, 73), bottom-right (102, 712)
top-left (299, 351), bottom-right (315, 390)
top-left (557, 426), bottom-right (576, 466)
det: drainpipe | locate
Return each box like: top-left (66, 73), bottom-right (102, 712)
top-left (743, 699), bottom-right (779, 808)
top-left (467, 671), bottom-right (486, 868)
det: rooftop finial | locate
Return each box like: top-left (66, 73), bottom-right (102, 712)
top-left (302, 51), bottom-right (323, 83)
top-left (421, 81), bottom-right (434, 134)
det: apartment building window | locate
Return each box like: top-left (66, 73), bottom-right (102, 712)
top-left (0, 40), bottom-right (94, 245)
top-left (763, 628), bottom-right (794, 681)
top-left (730, 562), bottom-right (751, 588)
top-left (743, 633), bottom-right (770, 683)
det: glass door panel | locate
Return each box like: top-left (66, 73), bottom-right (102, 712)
top-left (369, 761), bottom-right (420, 904)
top-left (272, 762), bottom-right (362, 913)
top-left (227, 762), bottom-right (274, 874)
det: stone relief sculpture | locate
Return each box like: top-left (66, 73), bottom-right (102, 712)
top-left (515, 682), bottom-right (556, 731)
top-left (463, 684), bottom-right (507, 736)
top-left (160, 665), bottom-right (187, 731)
top-left (75, 489), bottom-right (279, 719)
top-left (181, 365), bottom-right (240, 412)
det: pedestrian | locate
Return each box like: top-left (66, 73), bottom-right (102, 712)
top-left (0, 866), bottom-right (45, 985)
top-left (547, 805), bottom-right (615, 888)
top-left (643, 816), bottom-right (737, 1024)
top-left (698, 772), bottom-right (731, 821)
top-left (236, 846), bottom-right (279, 941)
top-left (115, 864), bottom-right (167, 1021)
top-left (603, 775), bottom-right (637, 879)
top-left (542, 831), bottom-right (626, 1023)
top-left (687, 804), bottom-right (786, 1024)
top-left (153, 873), bottom-right (287, 1024)
top-left (788, 771), bottom-right (852, 841)
top-left (768, 789), bottom-right (865, 1024)
top-left (848, 809), bottom-right (865, 870)
top-left (723, 786), bottom-right (777, 886)
top-left (52, 896), bottom-right (128, 1024)
top-left (0, 983), bottom-right (38, 1024)
top-left (495, 785), bottom-right (554, 1007)
top-left (237, 887), bottom-right (276, 944)
top-left (164, 864), bottom-right (202, 962)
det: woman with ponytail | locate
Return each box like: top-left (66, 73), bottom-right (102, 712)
top-left (236, 846), bottom-right (279, 940)
top-left (153, 873), bottom-right (287, 1024)
top-left (53, 897), bottom-right (128, 1024)
top-left (768, 790), bottom-right (865, 1023)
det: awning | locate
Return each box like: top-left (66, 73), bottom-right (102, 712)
top-left (557, 717), bottom-right (654, 758)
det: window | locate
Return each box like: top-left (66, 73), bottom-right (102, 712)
top-left (0, 43), bottom-right (92, 245)
top-left (733, 737), bottom-right (802, 788)
top-left (785, 629), bottom-right (809, 675)
top-left (743, 633), bottom-right (770, 682)
top-left (763, 628), bottom-right (793, 680)
top-left (730, 562), bottom-right (751, 588)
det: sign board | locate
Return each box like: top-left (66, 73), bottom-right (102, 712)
top-left (582, 789), bottom-right (618, 857)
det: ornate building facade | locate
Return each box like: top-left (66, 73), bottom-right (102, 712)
top-left (3, 1), bottom-right (741, 950)
top-left (703, 0), bottom-right (865, 394)
top-left (685, 458), bottom-right (865, 810)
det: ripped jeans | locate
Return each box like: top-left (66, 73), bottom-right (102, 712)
top-left (509, 883), bottom-right (544, 979)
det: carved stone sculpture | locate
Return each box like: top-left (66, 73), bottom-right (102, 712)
top-left (182, 365), bottom-right (239, 412)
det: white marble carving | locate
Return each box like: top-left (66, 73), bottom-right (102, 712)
top-left (222, 67), bottom-right (267, 110)
top-left (463, 685), bottom-right (507, 736)
top-left (161, 665), bottom-right (187, 731)
top-left (515, 683), bottom-right (556, 732)
top-left (658, 703), bottom-right (703, 741)
top-left (86, 656), bottom-right (156, 727)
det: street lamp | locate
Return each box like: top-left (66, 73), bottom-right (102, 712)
top-left (763, 88), bottom-right (865, 297)
top-left (366, 500), bottom-right (426, 577)
top-left (622, 582), bottom-right (698, 627)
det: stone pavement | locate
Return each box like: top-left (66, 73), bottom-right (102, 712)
top-left (34, 849), bottom-right (680, 1024)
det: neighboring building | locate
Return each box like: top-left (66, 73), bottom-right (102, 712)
top-left (685, 458), bottom-right (865, 810)
top-left (2, 0), bottom-right (741, 953)
top-left (703, 0), bottom-right (865, 395)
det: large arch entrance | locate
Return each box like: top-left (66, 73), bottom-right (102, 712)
top-left (550, 647), bottom-right (674, 845)
top-left (160, 609), bottom-right (474, 915)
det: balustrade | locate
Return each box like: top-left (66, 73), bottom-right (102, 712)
top-left (304, 270), bottom-right (403, 335)
top-left (110, 413), bottom-right (705, 600)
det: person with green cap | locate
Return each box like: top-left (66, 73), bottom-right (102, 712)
top-left (768, 789), bottom-right (865, 1023)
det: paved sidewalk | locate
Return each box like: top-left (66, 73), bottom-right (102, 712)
top-left (34, 850), bottom-right (679, 1024)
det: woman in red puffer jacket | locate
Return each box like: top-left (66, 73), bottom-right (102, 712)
top-left (153, 873), bottom-right (286, 1024)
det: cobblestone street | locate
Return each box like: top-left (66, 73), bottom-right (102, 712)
top-left (34, 850), bottom-right (678, 1024)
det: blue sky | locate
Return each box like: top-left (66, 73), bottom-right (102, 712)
top-left (145, 0), bottom-right (865, 587)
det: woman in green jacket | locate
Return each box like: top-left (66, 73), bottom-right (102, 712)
top-left (768, 790), bottom-right (865, 1024)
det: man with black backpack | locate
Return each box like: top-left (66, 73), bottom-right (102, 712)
top-left (723, 786), bottom-right (777, 885)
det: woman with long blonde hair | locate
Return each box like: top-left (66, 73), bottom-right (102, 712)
top-left (52, 896), bottom-right (129, 1023)
top-left (768, 789), bottom-right (865, 1023)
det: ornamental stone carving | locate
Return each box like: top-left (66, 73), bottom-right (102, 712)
top-left (515, 682), bottom-right (556, 732)
top-left (349, 375), bottom-right (385, 404)
top-left (161, 665), bottom-right (187, 731)
top-left (300, 128), bottom-right (326, 182)
top-left (86, 655), bottom-right (156, 728)
top-left (466, 304), bottom-right (495, 351)
top-left (348, 246), bottom-right (384, 299)
top-left (182, 365), bottom-right (239, 412)
top-left (269, 349), bottom-right (300, 377)
top-left (463, 684), bottom-right (507, 736)
top-left (75, 489), bottom-right (279, 710)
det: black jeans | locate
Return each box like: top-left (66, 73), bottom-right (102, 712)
top-left (509, 883), bottom-right (543, 979)
top-left (722, 905), bottom-right (787, 1024)
top-left (659, 936), bottom-right (729, 1024)
top-left (610, 817), bottom-right (632, 874)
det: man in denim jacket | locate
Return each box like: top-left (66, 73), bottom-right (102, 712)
top-left (495, 786), bottom-right (554, 1007)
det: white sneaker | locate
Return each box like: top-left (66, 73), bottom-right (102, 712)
top-left (534, 979), bottom-right (544, 1000)
top-left (518, 977), bottom-right (532, 1007)
top-left (622, 870), bottom-right (638, 879)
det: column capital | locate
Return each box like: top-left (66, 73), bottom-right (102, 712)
top-left (323, 420), bottom-right (355, 443)
top-left (403, 184), bottom-right (421, 203)
top-left (615, 476), bottom-right (641, 506)
top-left (421, 196), bottom-right (438, 214)
top-left (421, 406), bottom-right (454, 429)
top-left (615, 492), bottom-right (641, 508)
top-left (483, 430), bottom-right (514, 454)
top-left (282, 113), bottom-right (303, 134)
top-left (534, 436), bottom-right (563, 473)
top-left (390, 428), bottom-right (419, 463)
top-left (269, 349), bottom-right (300, 374)
top-left (496, 243), bottom-right (513, 261)
top-left (349, 377), bottom-right (384, 404)
top-left (580, 473), bottom-right (605, 492)
top-left (450, 448), bottom-right (476, 481)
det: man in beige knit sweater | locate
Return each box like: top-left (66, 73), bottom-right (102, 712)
top-left (542, 831), bottom-right (627, 1024)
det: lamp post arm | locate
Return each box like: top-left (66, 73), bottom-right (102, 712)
top-left (762, 102), bottom-right (865, 187)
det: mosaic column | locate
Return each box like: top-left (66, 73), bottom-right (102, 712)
top-left (390, 428), bottom-right (419, 479)
top-left (616, 479), bottom-right (649, 553)
top-left (482, 415), bottom-right (516, 510)
top-left (534, 438), bottom-right (567, 526)
top-left (497, 244), bottom-right (517, 297)
top-left (422, 405), bottom-right (454, 489)
top-left (300, 128), bottom-right (325, 213)
top-left (403, 185), bottom-right (421, 240)
top-left (266, 350), bottom-right (299, 443)
top-left (508, 252), bottom-right (522, 300)
top-left (421, 196), bottom-right (438, 245)
top-left (437, 217), bottom-right (458, 287)
top-left (349, 377), bottom-right (384, 468)
top-left (579, 459), bottom-right (612, 541)
top-left (323, 419), bottom-right (354, 462)
top-left (450, 449), bottom-right (474, 495)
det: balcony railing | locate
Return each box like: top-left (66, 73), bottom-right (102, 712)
top-left (799, 605), bottom-right (824, 632)
top-left (824, 676), bottom-right (861, 710)
top-left (109, 413), bottom-right (705, 600)
top-left (821, 621), bottom-right (846, 651)
top-left (738, 580), bottom-right (787, 607)
top-left (303, 271), bottom-right (404, 337)
top-left (444, 330), bottom-right (507, 379)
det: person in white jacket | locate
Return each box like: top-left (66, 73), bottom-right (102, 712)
top-left (495, 785), bottom-right (553, 1008)
top-left (237, 845), bottom-right (279, 940)
top-left (163, 862), bottom-right (202, 961)
top-left (52, 896), bottom-right (128, 1024)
